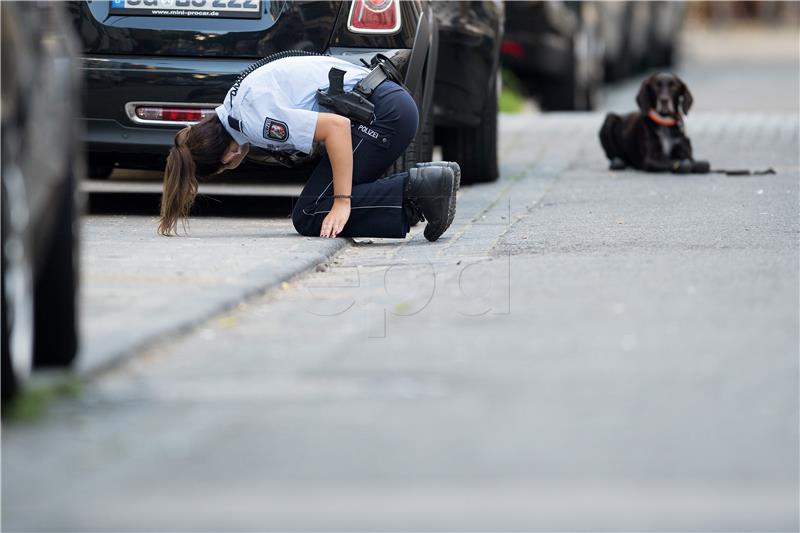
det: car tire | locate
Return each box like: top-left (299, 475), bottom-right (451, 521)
top-left (538, 72), bottom-right (579, 111)
top-left (1, 167), bottom-right (35, 401)
top-left (1, 254), bottom-right (21, 402)
top-left (88, 155), bottom-right (114, 179)
top-left (440, 77), bottom-right (498, 185)
top-left (539, 68), bottom-right (599, 112)
top-left (383, 113), bottom-right (434, 176)
top-left (651, 43), bottom-right (675, 69)
top-left (31, 174), bottom-right (79, 369)
top-left (1, 245), bottom-right (33, 402)
top-left (1, 287), bottom-right (17, 400)
top-left (538, 39), bottom-right (599, 112)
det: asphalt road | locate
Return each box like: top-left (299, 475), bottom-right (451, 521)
top-left (2, 27), bottom-right (798, 531)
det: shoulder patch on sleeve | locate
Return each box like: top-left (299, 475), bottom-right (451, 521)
top-left (263, 117), bottom-right (289, 142)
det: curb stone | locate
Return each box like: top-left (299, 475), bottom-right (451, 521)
top-left (76, 224), bottom-right (349, 378)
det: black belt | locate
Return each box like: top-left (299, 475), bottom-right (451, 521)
top-left (353, 62), bottom-right (391, 99)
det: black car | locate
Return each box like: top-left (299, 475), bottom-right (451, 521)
top-left (73, 0), bottom-right (504, 187)
top-left (501, 0), bottom-right (603, 111)
top-left (600, 1), bottom-right (685, 82)
top-left (2, 1), bottom-right (83, 400)
top-left (647, 1), bottom-right (685, 69)
top-left (71, 0), bottom-right (438, 181)
top-left (431, 1), bottom-right (503, 184)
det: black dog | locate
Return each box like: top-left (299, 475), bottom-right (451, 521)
top-left (599, 73), bottom-right (709, 174)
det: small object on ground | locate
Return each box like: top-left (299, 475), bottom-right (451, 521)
top-left (714, 167), bottom-right (776, 176)
top-left (670, 159), bottom-right (710, 174)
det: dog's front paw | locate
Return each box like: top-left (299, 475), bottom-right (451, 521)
top-left (672, 159), bottom-right (693, 174)
top-left (609, 157), bottom-right (627, 171)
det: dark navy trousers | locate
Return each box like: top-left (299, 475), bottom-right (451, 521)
top-left (292, 81), bottom-right (419, 238)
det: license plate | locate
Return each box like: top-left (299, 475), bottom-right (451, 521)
top-left (109, 0), bottom-right (262, 19)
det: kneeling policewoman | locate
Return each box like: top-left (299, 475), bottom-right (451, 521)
top-left (159, 52), bottom-right (459, 241)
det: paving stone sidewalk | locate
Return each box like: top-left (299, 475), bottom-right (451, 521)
top-left (77, 217), bottom-right (346, 374)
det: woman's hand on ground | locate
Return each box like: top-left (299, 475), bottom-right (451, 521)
top-left (320, 199), bottom-right (351, 238)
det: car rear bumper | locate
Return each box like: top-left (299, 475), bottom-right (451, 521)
top-left (84, 118), bottom-right (177, 155)
top-left (81, 48), bottom-right (412, 167)
top-left (81, 55), bottom-right (250, 159)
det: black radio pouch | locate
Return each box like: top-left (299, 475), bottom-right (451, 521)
top-left (315, 67), bottom-right (375, 125)
top-left (316, 52), bottom-right (406, 124)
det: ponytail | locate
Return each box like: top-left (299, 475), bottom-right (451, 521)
top-left (159, 127), bottom-right (198, 236)
top-left (158, 114), bottom-right (233, 236)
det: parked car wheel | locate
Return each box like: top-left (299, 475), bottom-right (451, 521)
top-left (501, 1), bottom-right (601, 112)
top-left (537, 67), bottom-right (578, 111)
top-left (32, 175), bottom-right (79, 369)
top-left (647, 1), bottom-right (685, 69)
top-left (431, 1), bottom-right (502, 184)
top-left (537, 56), bottom-right (599, 111)
top-left (625, 1), bottom-right (653, 75)
top-left (88, 155), bottom-right (114, 179)
top-left (1, 1), bottom-right (82, 401)
top-left (441, 76), bottom-right (498, 184)
top-left (385, 114), bottom-right (434, 176)
top-left (383, 48), bottom-right (435, 176)
top-left (598, 0), bottom-right (628, 82)
top-left (1, 170), bottom-right (35, 401)
top-left (1, 175), bottom-right (79, 401)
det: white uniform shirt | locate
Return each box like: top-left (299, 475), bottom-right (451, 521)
top-left (215, 55), bottom-right (370, 155)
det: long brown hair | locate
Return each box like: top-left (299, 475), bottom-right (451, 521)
top-left (159, 114), bottom-right (232, 236)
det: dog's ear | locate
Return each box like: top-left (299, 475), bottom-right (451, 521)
top-left (636, 75), bottom-right (655, 113)
top-left (676, 75), bottom-right (694, 115)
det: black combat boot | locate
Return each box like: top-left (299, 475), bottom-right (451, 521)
top-left (404, 166), bottom-right (456, 242)
top-left (415, 161), bottom-right (461, 191)
top-left (406, 161), bottom-right (461, 227)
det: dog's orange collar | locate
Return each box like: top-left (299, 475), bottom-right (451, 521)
top-left (648, 109), bottom-right (679, 127)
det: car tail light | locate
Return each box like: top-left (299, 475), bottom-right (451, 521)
top-left (347, 0), bottom-right (401, 34)
top-left (134, 106), bottom-right (216, 124)
top-left (501, 39), bottom-right (525, 60)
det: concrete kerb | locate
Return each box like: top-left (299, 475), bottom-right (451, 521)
top-left (75, 237), bottom-right (350, 379)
